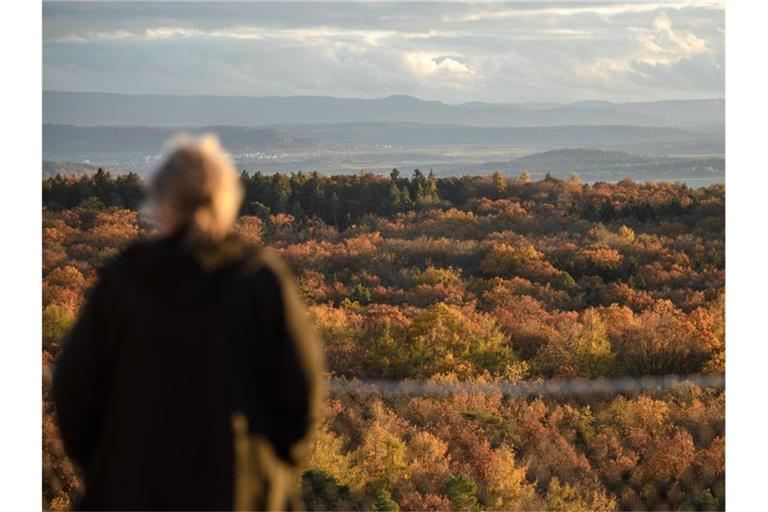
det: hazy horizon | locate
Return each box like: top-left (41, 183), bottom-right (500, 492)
top-left (42, 2), bottom-right (725, 185)
top-left (42, 89), bottom-right (724, 106)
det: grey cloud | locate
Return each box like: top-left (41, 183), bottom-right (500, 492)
top-left (633, 54), bottom-right (724, 93)
top-left (43, 1), bottom-right (724, 103)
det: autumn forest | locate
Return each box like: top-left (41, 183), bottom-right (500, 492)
top-left (42, 169), bottom-right (725, 511)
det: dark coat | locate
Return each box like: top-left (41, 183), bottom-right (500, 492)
top-left (52, 230), bottom-right (325, 511)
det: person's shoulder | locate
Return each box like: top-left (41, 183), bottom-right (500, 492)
top-left (97, 237), bottom-right (173, 281)
top-left (109, 237), bottom-right (163, 268)
top-left (236, 243), bottom-right (296, 293)
top-left (82, 239), bottom-right (156, 299)
top-left (244, 246), bottom-right (291, 280)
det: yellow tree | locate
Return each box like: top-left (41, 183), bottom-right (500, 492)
top-left (492, 171), bottom-right (507, 196)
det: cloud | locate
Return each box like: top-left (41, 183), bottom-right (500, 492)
top-left (144, 27), bottom-right (263, 41)
top-left (42, 2), bottom-right (724, 103)
top-left (405, 53), bottom-right (472, 77)
top-left (442, 1), bottom-right (723, 23)
top-left (591, 10), bottom-right (716, 84)
top-left (638, 11), bottom-right (710, 64)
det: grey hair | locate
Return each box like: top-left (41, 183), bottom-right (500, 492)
top-left (149, 134), bottom-right (244, 243)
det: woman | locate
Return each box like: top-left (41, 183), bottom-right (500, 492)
top-left (53, 135), bottom-right (324, 511)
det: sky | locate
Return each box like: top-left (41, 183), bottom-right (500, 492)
top-left (42, 1), bottom-right (725, 104)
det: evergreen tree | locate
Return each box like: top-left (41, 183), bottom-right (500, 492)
top-left (427, 169), bottom-right (439, 203)
top-left (446, 474), bottom-right (480, 512)
top-left (388, 182), bottom-right (402, 213)
top-left (372, 489), bottom-right (399, 512)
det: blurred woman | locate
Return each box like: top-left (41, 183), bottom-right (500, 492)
top-left (53, 135), bottom-right (324, 511)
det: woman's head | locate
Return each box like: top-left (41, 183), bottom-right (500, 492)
top-left (149, 134), bottom-right (243, 242)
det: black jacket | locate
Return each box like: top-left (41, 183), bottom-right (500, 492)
top-left (52, 230), bottom-right (324, 511)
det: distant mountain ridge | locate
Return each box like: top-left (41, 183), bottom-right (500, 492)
top-left (43, 91), bottom-right (724, 128)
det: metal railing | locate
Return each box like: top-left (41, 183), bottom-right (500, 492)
top-left (328, 373), bottom-right (725, 397)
